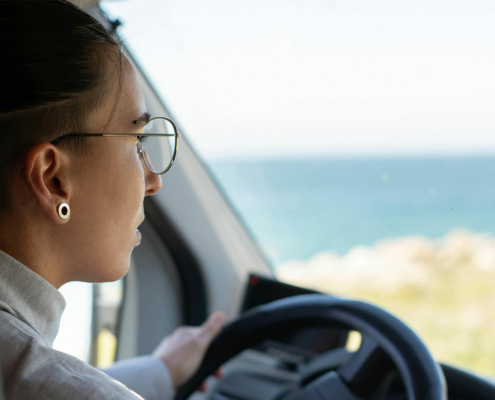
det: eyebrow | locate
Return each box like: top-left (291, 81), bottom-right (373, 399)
top-left (132, 112), bottom-right (151, 128)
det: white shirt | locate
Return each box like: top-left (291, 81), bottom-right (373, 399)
top-left (0, 250), bottom-right (174, 399)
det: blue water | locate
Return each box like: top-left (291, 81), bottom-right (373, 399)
top-left (208, 157), bottom-right (495, 266)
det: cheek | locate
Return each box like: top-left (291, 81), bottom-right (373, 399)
top-left (115, 151), bottom-right (146, 211)
top-left (92, 149), bottom-right (146, 225)
top-left (65, 145), bottom-right (146, 281)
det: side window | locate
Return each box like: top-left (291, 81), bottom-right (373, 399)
top-left (91, 281), bottom-right (124, 367)
top-left (103, 0), bottom-right (495, 378)
top-left (53, 282), bottom-right (93, 363)
top-left (54, 280), bottom-right (123, 367)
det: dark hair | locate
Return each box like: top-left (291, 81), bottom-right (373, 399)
top-left (0, 0), bottom-right (124, 216)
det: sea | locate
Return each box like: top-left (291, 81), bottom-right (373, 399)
top-left (208, 156), bottom-right (495, 266)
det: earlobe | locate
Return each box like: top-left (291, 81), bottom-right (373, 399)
top-left (23, 143), bottom-right (71, 224)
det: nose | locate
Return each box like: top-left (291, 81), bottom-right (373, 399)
top-left (142, 150), bottom-right (162, 196)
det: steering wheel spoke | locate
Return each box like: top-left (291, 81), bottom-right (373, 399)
top-left (338, 335), bottom-right (394, 397)
top-left (212, 371), bottom-right (298, 400)
top-left (284, 371), bottom-right (362, 400)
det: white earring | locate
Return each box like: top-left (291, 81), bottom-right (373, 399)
top-left (57, 203), bottom-right (70, 220)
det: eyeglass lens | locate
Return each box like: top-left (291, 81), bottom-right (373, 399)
top-left (142, 118), bottom-right (177, 174)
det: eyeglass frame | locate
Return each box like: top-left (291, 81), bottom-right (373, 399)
top-left (18, 117), bottom-right (181, 175)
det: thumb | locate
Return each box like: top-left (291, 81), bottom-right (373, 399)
top-left (200, 311), bottom-right (226, 345)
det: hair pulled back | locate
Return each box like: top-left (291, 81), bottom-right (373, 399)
top-left (0, 0), bottom-right (123, 215)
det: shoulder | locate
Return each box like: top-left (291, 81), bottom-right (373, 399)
top-left (0, 311), bottom-right (142, 400)
top-left (0, 308), bottom-right (43, 351)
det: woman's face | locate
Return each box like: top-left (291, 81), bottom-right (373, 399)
top-left (60, 57), bottom-right (162, 284)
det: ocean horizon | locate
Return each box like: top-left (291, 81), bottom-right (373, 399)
top-left (208, 156), bottom-right (495, 266)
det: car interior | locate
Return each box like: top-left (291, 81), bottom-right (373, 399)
top-left (14, 1), bottom-right (495, 400)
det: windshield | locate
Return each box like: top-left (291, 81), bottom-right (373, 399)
top-left (103, 0), bottom-right (495, 377)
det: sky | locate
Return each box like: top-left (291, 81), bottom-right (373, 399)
top-left (103, 0), bottom-right (495, 160)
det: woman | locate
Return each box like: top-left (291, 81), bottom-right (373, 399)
top-left (0, 1), bottom-right (224, 399)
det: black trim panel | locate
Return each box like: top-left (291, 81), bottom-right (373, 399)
top-left (441, 363), bottom-right (495, 400)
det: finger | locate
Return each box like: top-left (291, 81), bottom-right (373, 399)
top-left (198, 382), bottom-right (207, 393)
top-left (213, 368), bottom-right (224, 378)
top-left (200, 311), bottom-right (226, 343)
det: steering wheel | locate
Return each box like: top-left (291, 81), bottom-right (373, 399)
top-left (175, 294), bottom-right (447, 400)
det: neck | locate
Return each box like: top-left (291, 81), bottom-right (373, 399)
top-left (0, 217), bottom-right (66, 289)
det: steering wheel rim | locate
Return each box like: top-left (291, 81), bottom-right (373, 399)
top-left (175, 294), bottom-right (446, 400)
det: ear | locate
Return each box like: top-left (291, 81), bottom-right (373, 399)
top-left (23, 143), bottom-right (72, 224)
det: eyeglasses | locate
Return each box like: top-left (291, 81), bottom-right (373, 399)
top-left (19, 117), bottom-right (181, 175)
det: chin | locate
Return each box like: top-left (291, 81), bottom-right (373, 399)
top-left (86, 258), bottom-right (131, 283)
top-left (107, 261), bottom-right (131, 282)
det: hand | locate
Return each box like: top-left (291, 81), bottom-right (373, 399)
top-left (152, 311), bottom-right (226, 392)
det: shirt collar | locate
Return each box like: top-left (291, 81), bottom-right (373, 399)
top-left (0, 250), bottom-right (66, 347)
